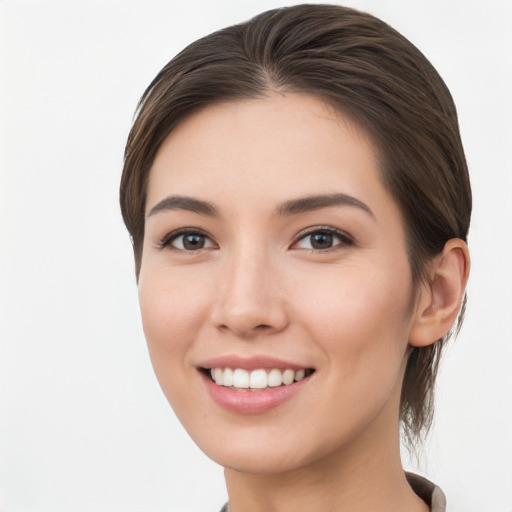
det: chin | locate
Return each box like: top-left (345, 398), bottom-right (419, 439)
top-left (206, 442), bottom-right (313, 475)
top-left (188, 419), bottom-right (358, 476)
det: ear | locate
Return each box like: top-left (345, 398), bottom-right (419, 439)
top-left (409, 239), bottom-right (470, 347)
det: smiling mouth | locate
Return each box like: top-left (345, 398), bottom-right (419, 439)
top-left (203, 367), bottom-right (316, 391)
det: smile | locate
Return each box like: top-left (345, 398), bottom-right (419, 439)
top-left (198, 355), bottom-right (316, 413)
top-left (208, 367), bottom-right (314, 390)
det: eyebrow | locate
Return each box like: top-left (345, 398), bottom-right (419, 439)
top-left (148, 195), bottom-right (218, 218)
top-left (275, 193), bottom-right (374, 218)
top-left (147, 193), bottom-right (374, 219)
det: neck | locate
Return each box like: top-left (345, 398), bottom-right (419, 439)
top-left (224, 414), bottom-right (428, 512)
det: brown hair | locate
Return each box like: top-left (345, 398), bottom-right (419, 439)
top-left (120, 4), bottom-right (471, 446)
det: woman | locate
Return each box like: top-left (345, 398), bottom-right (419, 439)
top-left (120, 5), bottom-right (470, 511)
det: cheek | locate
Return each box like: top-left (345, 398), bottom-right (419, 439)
top-left (137, 272), bottom-right (215, 432)
top-left (287, 266), bottom-right (413, 449)
top-left (295, 261), bottom-right (413, 377)
top-left (137, 266), bottom-right (211, 387)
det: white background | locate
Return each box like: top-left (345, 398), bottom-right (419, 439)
top-left (1, 1), bottom-right (511, 511)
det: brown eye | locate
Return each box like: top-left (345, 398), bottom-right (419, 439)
top-left (181, 234), bottom-right (206, 250)
top-left (164, 231), bottom-right (215, 251)
top-left (309, 232), bottom-right (334, 249)
top-left (293, 228), bottom-right (352, 251)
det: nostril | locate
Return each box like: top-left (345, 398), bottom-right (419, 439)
top-left (215, 319), bottom-right (285, 338)
top-left (210, 278), bottom-right (289, 336)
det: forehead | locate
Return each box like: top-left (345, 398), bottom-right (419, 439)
top-left (146, 93), bottom-right (392, 218)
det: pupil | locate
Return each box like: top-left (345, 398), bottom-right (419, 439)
top-left (183, 234), bottom-right (205, 250)
top-left (311, 232), bottom-right (333, 249)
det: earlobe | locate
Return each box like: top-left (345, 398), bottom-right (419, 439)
top-left (409, 239), bottom-right (470, 347)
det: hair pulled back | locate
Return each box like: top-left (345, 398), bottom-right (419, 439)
top-left (120, 4), bottom-right (471, 446)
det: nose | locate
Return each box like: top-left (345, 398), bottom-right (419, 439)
top-left (210, 246), bottom-right (289, 339)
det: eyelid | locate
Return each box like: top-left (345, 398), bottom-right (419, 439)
top-left (158, 228), bottom-right (217, 250)
top-left (291, 226), bottom-right (354, 250)
top-left (157, 225), bottom-right (352, 251)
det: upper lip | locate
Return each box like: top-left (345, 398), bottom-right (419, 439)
top-left (198, 355), bottom-right (313, 371)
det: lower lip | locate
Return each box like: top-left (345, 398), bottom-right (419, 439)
top-left (201, 371), bottom-right (311, 414)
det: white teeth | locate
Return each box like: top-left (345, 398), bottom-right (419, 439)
top-left (295, 369), bottom-right (305, 381)
top-left (249, 369), bottom-right (268, 389)
top-left (209, 367), bottom-right (310, 389)
top-left (282, 369), bottom-right (295, 385)
top-left (232, 369), bottom-right (249, 388)
top-left (213, 367), bottom-right (224, 385)
top-left (223, 367), bottom-right (234, 387)
top-left (267, 368), bottom-right (283, 387)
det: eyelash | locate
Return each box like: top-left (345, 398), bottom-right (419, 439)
top-left (158, 229), bottom-right (216, 251)
top-left (158, 226), bottom-right (353, 252)
top-left (292, 226), bottom-right (354, 252)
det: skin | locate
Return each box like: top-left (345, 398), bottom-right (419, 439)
top-left (138, 93), bottom-right (468, 512)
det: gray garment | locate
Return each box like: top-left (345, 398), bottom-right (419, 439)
top-left (406, 472), bottom-right (447, 512)
top-left (219, 472), bottom-right (446, 512)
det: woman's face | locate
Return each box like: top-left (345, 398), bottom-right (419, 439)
top-left (139, 93), bottom-right (418, 473)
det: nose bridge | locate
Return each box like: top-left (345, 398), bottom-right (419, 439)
top-left (212, 238), bottom-right (287, 336)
